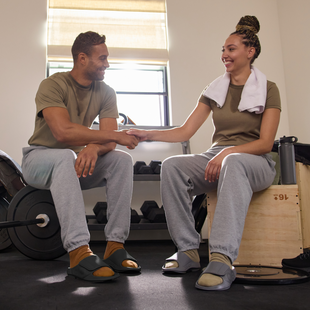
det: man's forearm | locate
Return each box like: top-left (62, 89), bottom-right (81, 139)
top-left (55, 122), bottom-right (117, 146)
top-left (86, 142), bottom-right (116, 156)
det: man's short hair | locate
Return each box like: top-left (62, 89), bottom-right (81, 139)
top-left (71, 31), bottom-right (106, 63)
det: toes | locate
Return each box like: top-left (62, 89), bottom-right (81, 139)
top-left (122, 259), bottom-right (138, 268)
top-left (93, 266), bottom-right (115, 277)
top-left (165, 261), bottom-right (179, 269)
top-left (197, 274), bottom-right (223, 287)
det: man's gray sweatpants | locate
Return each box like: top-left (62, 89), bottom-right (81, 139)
top-left (22, 146), bottom-right (133, 253)
top-left (160, 146), bottom-right (276, 263)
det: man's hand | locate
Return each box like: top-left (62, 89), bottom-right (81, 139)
top-left (115, 130), bottom-right (139, 149)
top-left (75, 144), bottom-right (99, 178)
top-left (126, 129), bottom-right (148, 142)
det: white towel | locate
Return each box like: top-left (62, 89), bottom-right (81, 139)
top-left (203, 66), bottom-right (267, 114)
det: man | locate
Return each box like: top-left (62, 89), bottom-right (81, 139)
top-left (22, 31), bottom-right (141, 282)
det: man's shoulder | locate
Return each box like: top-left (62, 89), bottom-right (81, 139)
top-left (40, 72), bottom-right (71, 88)
top-left (93, 80), bottom-right (116, 97)
top-left (94, 79), bottom-right (113, 90)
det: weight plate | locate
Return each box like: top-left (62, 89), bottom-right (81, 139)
top-left (0, 196), bottom-right (12, 251)
top-left (7, 185), bottom-right (66, 260)
top-left (234, 265), bottom-right (310, 285)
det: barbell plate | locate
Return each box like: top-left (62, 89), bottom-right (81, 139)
top-left (0, 196), bottom-right (12, 251)
top-left (234, 265), bottom-right (310, 285)
top-left (7, 185), bottom-right (66, 260)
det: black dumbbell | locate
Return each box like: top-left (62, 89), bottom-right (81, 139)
top-left (148, 207), bottom-right (166, 223)
top-left (149, 160), bottom-right (162, 174)
top-left (134, 161), bottom-right (147, 174)
top-left (134, 161), bottom-right (153, 174)
top-left (140, 200), bottom-right (158, 218)
top-left (131, 209), bottom-right (141, 223)
top-left (134, 160), bottom-right (162, 174)
top-left (138, 165), bottom-right (153, 174)
top-left (93, 201), bottom-right (108, 224)
top-left (94, 202), bottom-right (140, 224)
top-left (140, 201), bottom-right (166, 223)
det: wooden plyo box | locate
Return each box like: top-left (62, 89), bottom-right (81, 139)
top-left (295, 162), bottom-right (310, 249)
top-left (206, 185), bottom-right (303, 267)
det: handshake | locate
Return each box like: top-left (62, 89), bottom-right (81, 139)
top-left (115, 129), bottom-right (150, 150)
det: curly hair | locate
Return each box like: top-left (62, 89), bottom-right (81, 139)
top-left (231, 16), bottom-right (261, 64)
top-left (71, 31), bottom-right (106, 63)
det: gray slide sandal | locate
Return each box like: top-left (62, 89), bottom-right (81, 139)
top-left (162, 251), bottom-right (201, 273)
top-left (195, 261), bottom-right (236, 290)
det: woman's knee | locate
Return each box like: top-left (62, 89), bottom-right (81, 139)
top-left (162, 156), bottom-right (182, 173)
top-left (222, 153), bottom-right (244, 170)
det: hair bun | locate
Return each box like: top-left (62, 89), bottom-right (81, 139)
top-left (236, 15), bottom-right (260, 34)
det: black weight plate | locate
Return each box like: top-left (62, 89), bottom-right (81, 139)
top-left (234, 265), bottom-right (310, 285)
top-left (7, 186), bottom-right (66, 260)
top-left (0, 196), bottom-right (12, 251)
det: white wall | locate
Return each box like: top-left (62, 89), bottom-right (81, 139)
top-left (277, 0), bottom-right (310, 144)
top-left (0, 1), bottom-right (47, 165)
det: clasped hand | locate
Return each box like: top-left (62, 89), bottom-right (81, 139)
top-left (75, 130), bottom-right (140, 178)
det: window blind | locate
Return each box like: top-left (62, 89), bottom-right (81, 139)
top-left (48, 0), bottom-right (168, 62)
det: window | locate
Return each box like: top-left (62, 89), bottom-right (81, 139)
top-left (47, 62), bottom-right (169, 126)
top-left (47, 0), bottom-right (169, 126)
top-left (47, 0), bottom-right (168, 62)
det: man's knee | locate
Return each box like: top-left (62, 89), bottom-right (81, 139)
top-left (23, 149), bottom-right (76, 188)
top-left (59, 149), bottom-right (77, 166)
top-left (107, 149), bottom-right (133, 169)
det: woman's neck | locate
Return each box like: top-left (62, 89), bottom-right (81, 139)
top-left (230, 67), bottom-right (252, 85)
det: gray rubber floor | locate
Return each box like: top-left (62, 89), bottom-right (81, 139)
top-left (1, 240), bottom-right (310, 310)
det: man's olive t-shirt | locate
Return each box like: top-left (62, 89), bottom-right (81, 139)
top-left (198, 80), bottom-right (281, 147)
top-left (28, 72), bottom-right (118, 153)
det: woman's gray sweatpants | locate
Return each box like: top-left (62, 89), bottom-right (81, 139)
top-left (22, 146), bottom-right (133, 253)
top-left (161, 146), bottom-right (276, 263)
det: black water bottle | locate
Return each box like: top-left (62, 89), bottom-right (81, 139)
top-left (278, 136), bottom-right (298, 184)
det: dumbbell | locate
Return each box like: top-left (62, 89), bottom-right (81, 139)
top-left (93, 202), bottom-right (141, 224)
top-left (134, 160), bottom-right (162, 174)
top-left (140, 200), bottom-right (166, 223)
top-left (93, 201), bottom-right (108, 224)
top-left (130, 209), bottom-right (141, 223)
top-left (149, 160), bottom-right (162, 174)
top-left (134, 161), bottom-right (153, 174)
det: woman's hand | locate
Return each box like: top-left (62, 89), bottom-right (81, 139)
top-left (205, 148), bottom-right (232, 182)
top-left (126, 129), bottom-right (149, 142)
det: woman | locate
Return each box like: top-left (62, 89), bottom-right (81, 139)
top-left (128, 15), bottom-right (281, 290)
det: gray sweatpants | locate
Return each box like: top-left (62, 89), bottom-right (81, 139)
top-left (22, 146), bottom-right (133, 253)
top-left (160, 146), bottom-right (276, 263)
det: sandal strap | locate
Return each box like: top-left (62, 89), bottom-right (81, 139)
top-left (163, 251), bottom-right (200, 273)
top-left (78, 255), bottom-right (109, 271)
top-left (202, 261), bottom-right (231, 276)
top-left (67, 254), bottom-right (120, 282)
top-left (195, 261), bottom-right (236, 291)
